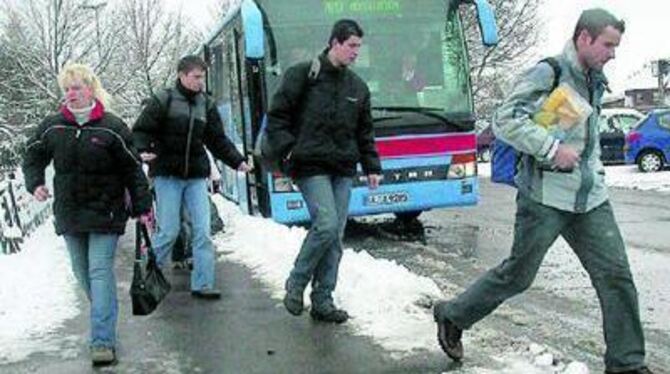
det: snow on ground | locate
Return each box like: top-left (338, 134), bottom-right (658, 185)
top-left (3, 161), bottom-right (663, 371)
top-left (211, 195), bottom-right (588, 373)
top-left (0, 220), bottom-right (80, 364)
top-left (478, 162), bottom-right (670, 192)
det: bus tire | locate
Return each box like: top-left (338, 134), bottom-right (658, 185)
top-left (394, 211), bottom-right (422, 222)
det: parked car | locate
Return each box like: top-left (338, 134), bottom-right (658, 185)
top-left (476, 108), bottom-right (644, 165)
top-left (476, 125), bottom-right (495, 162)
top-left (625, 109), bottom-right (670, 172)
top-left (598, 108), bottom-right (645, 164)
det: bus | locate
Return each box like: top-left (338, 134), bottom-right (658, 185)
top-left (201, 0), bottom-right (498, 224)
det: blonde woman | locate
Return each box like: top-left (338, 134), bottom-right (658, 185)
top-left (22, 64), bottom-right (152, 366)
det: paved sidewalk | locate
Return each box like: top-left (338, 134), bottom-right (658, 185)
top-left (2, 227), bottom-right (445, 373)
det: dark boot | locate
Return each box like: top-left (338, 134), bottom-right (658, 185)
top-left (310, 305), bottom-right (349, 324)
top-left (433, 301), bottom-right (463, 361)
top-left (191, 288), bottom-right (221, 300)
top-left (605, 367), bottom-right (654, 374)
top-left (283, 279), bottom-right (304, 316)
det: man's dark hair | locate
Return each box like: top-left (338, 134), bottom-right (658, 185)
top-left (328, 19), bottom-right (364, 47)
top-left (572, 8), bottom-right (625, 44)
top-left (177, 55), bottom-right (208, 74)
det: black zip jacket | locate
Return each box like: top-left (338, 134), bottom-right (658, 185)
top-left (266, 53), bottom-right (381, 178)
top-left (132, 81), bottom-right (245, 178)
top-left (22, 102), bottom-right (152, 235)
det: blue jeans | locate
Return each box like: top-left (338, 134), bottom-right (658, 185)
top-left (442, 195), bottom-right (645, 372)
top-left (288, 175), bottom-right (352, 309)
top-left (63, 233), bottom-right (119, 348)
top-left (152, 177), bottom-right (215, 291)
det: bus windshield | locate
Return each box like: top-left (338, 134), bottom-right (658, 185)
top-left (261, 0), bottom-right (473, 117)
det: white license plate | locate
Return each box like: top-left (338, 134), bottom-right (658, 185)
top-left (365, 191), bottom-right (409, 206)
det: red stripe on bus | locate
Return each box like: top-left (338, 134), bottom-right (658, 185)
top-left (375, 134), bottom-right (476, 158)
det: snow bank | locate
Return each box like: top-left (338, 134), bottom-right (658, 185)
top-left (212, 196), bottom-right (589, 373)
top-left (478, 162), bottom-right (669, 193)
top-left (0, 220), bottom-right (79, 363)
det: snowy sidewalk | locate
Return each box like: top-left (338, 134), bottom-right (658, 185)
top-left (0, 197), bottom-right (601, 373)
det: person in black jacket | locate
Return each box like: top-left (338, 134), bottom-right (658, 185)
top-left (132, 55), bottom-right (250, 300)
top-left (267, 19), bottom-right (382, 323)
top-left (22, 63), bottom-right (152, 366)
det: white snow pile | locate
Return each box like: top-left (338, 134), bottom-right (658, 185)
top-left (603, 165), bottom-right (670, 192)
top-left (212, 195), bottom-right (590, 373)
top-left (478, 162), bottom-right (669, 192)
top-left (0, 220), bottom-right (80, 364)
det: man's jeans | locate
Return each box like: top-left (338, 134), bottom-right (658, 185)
top-left (153, 177), bottom-right (215, 291)
top-left (63, 233), bottom-right (119, 348)
top-left (288, 175), bottom-right (352, 309)
top-left (442, 194), bottom-right (645, 372)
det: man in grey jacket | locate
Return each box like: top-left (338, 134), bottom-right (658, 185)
top-left (433, 9), bottom-right (652, 374)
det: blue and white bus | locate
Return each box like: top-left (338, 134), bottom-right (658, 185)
top-left (201, 0), bottom-right (498, 224)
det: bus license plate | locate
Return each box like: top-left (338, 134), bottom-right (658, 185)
top-left (365, 191), bottom-right (409, 206)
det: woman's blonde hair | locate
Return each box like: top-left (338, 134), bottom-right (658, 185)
top-left (58, 63), bottom-right (113, 109)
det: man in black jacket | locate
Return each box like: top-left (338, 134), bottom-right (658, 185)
top-left (133, 55), bottom-right (250, 299)
top-left (267, 19), bottom-right (382, 323)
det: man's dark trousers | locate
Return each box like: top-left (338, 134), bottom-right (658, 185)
top-left (440, 194), bottom-right (646, 372)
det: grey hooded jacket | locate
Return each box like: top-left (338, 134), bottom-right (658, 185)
top-left (493, 42), bottom-right (609, 213)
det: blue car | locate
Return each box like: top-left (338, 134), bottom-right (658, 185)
top-left (624, 109), bottom-right (670, 172)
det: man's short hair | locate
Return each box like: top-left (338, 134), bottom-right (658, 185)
top-left (572, 8), bottom-right (625, 44)
top-left (328, 19), bottom-right (364, 46)
top-left (178, 55), bottom-right (208, 74)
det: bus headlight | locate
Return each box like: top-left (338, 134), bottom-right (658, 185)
top-left (273, 176), bottom-right (297, 192)
top-left (448, 153), bottom-right (477, 179)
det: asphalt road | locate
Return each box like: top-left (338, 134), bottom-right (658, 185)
top-left (345, 178), bottom-right (670, 373)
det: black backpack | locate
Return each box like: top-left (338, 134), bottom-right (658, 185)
top-left (253, 58), bottom-right (321, 171)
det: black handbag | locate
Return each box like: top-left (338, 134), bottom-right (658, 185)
top-left (130, 221), bottom-right (171, 316)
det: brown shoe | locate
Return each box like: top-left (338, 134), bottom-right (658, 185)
top-left (433, 301), bottom-right (463, 361)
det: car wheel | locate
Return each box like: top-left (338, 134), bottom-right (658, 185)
top-left (637, 151), bottom-right (663, 172)
top-left (479, 148), bottom-right (491, 163)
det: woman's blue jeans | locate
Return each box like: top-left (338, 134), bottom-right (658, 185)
top-left (288, 175), bottom-right (352, 310)
top-left (63, 233), bottom-right (119, 349)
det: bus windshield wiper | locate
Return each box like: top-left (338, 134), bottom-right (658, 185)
top-left (371, 106), bottom-right (471, 130)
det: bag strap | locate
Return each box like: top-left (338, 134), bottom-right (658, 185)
top-left (538, 57), bottom-right (562, 91)
top-left (153, 88), bottom-right (173, 125)
top-left (307, 57), bottom-right (320, 81)
top-left (135, 221), bottom-right (156, 262)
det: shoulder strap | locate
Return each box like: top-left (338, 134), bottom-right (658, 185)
top-left (539, 57), bottom-right (562, 91)
top-left (153, 88), bottom-right (173, 124)
top-left (307, 58), bottom-right (321, 82)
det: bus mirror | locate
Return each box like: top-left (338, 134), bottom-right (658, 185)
top-left (241, 0), bottom-right (265, 59)
top-left (472, 0), bottom-right (498, 46)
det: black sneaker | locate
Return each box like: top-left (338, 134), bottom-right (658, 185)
top-left (433, 301), bottom-right (463, 361)
top-left (310, 306), bottom-right (349, 324)
top-left (283, 280), bottom-right (304, 316)
top-left (191, 288), bottom-right (221, 300)
top-left (605, 367), bottom-right (654, 374)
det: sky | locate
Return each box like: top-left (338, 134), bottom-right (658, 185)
top-left (165, 0), bottom-right (669, 95)
top-left (2, 165), bottom-right (668, 370)
top-left (537, 0), bottom-right (670, 93)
